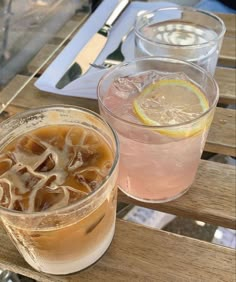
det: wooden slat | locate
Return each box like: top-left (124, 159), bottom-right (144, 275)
top-left (207, 107), bottom-right (236, 156)
top-left (26, 38), bottom-right (235, 105)
top-left (219, 37), bottom-right (236, 67)
top-left (51, 13), bottom-right (88, 42)
top-left (215, 67), bottom-right (236, 105)
top-left (27, 45), bottom-right (236, 100)
top-left (119, 160), bottom-right (236, 229)
top-left (54, 20), bottom-right (82, 40)
top-left (27, 44), bottom-right (60, 74)
top-left (1, 75), bottom-right (235, 156)
top-left (0, 219), bottom-right (235, 282)
top-left (0, 75), bottom-right (98, 112)
top-left (0, 106), bottom-right (235, 227)
top-left (0, 105), bottom-right (27, 123)
top-left (216, 13), bottom-right (236, 37)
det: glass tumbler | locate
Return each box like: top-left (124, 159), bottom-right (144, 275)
top-left (134, 7), bottom-right (226, 74)
top-left (0, 105), bottom-right (119, 275)
top-left (98, 57), bottom-right (219, 203)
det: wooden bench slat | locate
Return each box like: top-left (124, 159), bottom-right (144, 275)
top-left (216, 13), bottom-right (236, 37)
top-left (207, 107), bottom-right (236, 156)
top-left (27, 45), bottom-right (236, 102)
top-left (27, 44), bottom-right (60, 75)
top-left (219, 37), bottom-right (236, 67)
top-left (0, 9), bottom-right (235, 282)
top-left (1, 75), bottom-right (235, 156)
top-left (51, 13), bottom-right (88, 41)
top-left (0, 110), bottom-right (235, 228)
top-left (0, 219), bottom-right (235, 282)
top-left (26, 39), bottom-right (235, 105)
top-left (119, 160), bottom-right (236, 229)
top-left (215, 67), bottom-right (236, 105)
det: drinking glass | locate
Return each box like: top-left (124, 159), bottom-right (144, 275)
top-left (134, 7), bottom-right (226, 75)
top-left (98, 57), bottom-right (219, 203)
top-left (0, 105), bottom-right (119, 275)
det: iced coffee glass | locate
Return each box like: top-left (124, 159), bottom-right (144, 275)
top-left (0, 105), bottom-right (119, 275)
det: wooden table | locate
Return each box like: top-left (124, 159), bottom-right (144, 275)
top-left (0, 8), bottom-right (235, 282)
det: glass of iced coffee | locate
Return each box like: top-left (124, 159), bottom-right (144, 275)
top-left (0, 105), bottom-right (119, 275)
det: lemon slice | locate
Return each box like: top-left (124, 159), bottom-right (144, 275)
top-left (133, 79), bottom-right (209, 138)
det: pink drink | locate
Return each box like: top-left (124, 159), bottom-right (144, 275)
top-left (98, 58), bottom-right (218, 203)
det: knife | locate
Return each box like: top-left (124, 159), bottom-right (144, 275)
top-left (56, 0), bottom-right (130, 89)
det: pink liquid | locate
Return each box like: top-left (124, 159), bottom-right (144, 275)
top-left (118, 132), bottom-right (205, 201)
top-left (100, 79), bottom-right (210, 202)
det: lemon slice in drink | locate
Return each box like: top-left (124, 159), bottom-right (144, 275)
top-left (133, 79), bottom-right (209, 138)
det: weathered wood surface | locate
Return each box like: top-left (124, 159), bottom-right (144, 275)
top-left (219, 37), bottom-right (236, 67)
top-left (24, 38), bottom-right (236, 106)
top-left (0, 219), bottom-right (235, 282)
top-left (217, 13), bottom-right (236, 37)
top-left (0, 86), bottom-right (235, 229)
top-left (0, 9), bottom-right (235, 282)
top-left (215, 67), bottom-right (235, 105)
top-left (1, 75), bottom-right (235, 156)
top-left (207, 107), bottom-right (236, 156)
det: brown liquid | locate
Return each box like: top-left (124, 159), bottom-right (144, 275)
top-left (0, 124), bottom-right (117, 274)
top-left (0, 124), bottom-right (113, 212)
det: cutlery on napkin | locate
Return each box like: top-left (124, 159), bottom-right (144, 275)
top-left (35, 0), bottom-right (177, 99)
top-left (56, 0), bottom-right (130, 89)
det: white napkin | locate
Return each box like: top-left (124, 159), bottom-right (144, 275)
top-left (35, 0), bottom-right (177, 99)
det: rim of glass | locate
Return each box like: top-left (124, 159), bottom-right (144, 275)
top-left (134, 6), bottom-right (226, 48)
top-left (0, 105), bottom-right (120, 217)
top-left (97, 56), bottom-right (219, 129)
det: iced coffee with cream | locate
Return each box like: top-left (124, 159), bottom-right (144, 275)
top-left (0, 106), bottom-right (119, 275)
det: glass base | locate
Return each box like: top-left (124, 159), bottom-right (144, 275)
top-left (118, 185), bottom-right (191, 203)
top-left (23, 222), bottom-right (115, 275)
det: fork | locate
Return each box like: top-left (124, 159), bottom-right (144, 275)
top-left (90, 27), bottom-right (133, 69)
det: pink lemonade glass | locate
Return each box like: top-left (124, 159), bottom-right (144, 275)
top-left (97, 57), bottom-right (219, 203)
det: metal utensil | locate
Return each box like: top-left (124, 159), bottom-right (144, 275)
top-left (90, 27), bottom-right (133, 69)
top-left (56, 0), bottom-right (130, 89)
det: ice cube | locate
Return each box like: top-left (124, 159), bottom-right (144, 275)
top-left (35, 153), bottom-right (55, 172)
top-left (112, 70), bottom-right (160, 99)
top-left (66, 186), bottom-right (88, 204)
top-left (159, 72), bottom-right (190, 82)
top-left (76, 166), bottom-right (106, 191)
top-left (65, 126), bottom-right (87, 147)
top-left (68, 151), bottom-right (83, 171)
top-left (0, 154), bottom-right (14, 176)
top-left (112, 76), bottom-right (139, 99)
top-left (101, 161), bottom-right (112, 175)
top-left (0, 179), bottom-right (11, 207)
top-left (83, 131), bottom-right (99, 146)
top-left (80, 147), bottom-right (97, 163)
top-left (36, 186), bottom-right (88, 211)
top-left (44, 175), bottom-right (57, 188)
top-left (16, 134), bottom-right (47, 155)
top-left (34, 186), bottom-right (68, 212)
top-left (75, 174), bottom-right (92, 192)
top-left (17, 165), bottom-right (43, 190)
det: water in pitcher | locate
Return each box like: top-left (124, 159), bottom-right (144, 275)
top-left (0, 124), bottom-right (116, 274)
top-left (101, 70), bottom-right (212, 202)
